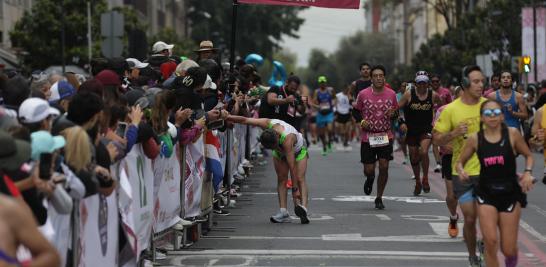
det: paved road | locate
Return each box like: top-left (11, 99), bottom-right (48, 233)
top-left (161, 142), bottom-right (546, 267)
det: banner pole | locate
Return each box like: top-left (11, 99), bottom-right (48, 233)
top-left (229, 0), bottom-right (239, 72)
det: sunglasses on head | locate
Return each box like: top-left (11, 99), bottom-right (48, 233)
top-left (482, 108), bottom-right (502, 117)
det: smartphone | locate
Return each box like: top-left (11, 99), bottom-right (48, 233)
top-left (115, 122), bottom-right (128, 137)
top-left (207, 119), bottom-right (225, 130)
top-left (39, 153), bottom-right (53, 180)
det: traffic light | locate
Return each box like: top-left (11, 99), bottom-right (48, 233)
top-left (523, 55), bottom-right (531, 73)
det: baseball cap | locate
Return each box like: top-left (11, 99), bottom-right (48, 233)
top-left (19, 98), bottom-right (60, 124)
top-left (0, 130), bottom-right (31, 171)
top-left (415, 70), bottom-right (430, 84)
top-left (126, 58), bottom-right (149, 69)
top-left (318, 76), bottom-right (328, 83)
top-left (152, 41), bottom-right (174, 53)
top-left (204, 75), bottom-right (217, 90)
top-left (30, 130), bottom-right (66, 161)
top-left (49, 81), bottom-right (76, 103)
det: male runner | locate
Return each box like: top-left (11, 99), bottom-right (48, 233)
top-left (225, 114), bottom-right (310, 224)
top-left (336, 85), bottom-right (353, 149)
top-left (353, 65), bottom-right (398, 210)
top-left (433, 65), bottom-right (487, 267)
top-left (313, 76), bottom-right (335, 155)
top-left (486, 71), bottom-right (528, 129)
top-left (351, 63), bottom-right (372, 100)
top-left (398, 71), bottom-right (442, 195)
top-left (430, 74), bottom-right (453, 172)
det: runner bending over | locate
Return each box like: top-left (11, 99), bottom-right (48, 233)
top-left (225, 114), bottom-right (310, 224)
top-left (456, 99), bottom-right (535, 267)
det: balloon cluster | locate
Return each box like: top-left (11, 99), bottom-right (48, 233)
top-left (244, 53), bottom-right (287, 87)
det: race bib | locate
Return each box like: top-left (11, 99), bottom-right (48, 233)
top-left (368, 132), bottom-right (389, 147)
top-left (319, 102), bottom-right (330, 111)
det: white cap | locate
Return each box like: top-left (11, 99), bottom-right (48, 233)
top-left (152, 41), bottom-right (174, 53)
top-left (126, 58), bottom-right (149, 69)
top-left (204, 75), bottom-right (217, 90)
top-left (19, 98), bottom-right (60, 123)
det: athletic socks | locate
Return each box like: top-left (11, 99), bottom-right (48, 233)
top-left (505, 255), bottom-right (518, 267)
top-left (280, 208), bottom-right (288, 215)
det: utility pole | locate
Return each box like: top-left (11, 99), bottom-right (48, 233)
top-left (87, 0), bottom-right (92, 66)
top-left (533, 0), bottom-right (538, 82)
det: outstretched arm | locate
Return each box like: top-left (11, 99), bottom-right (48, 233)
top-left (226, 115), bottom-right (270, 129)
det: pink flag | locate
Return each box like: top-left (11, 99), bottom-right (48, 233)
top-left (238, 0), bottom-right (360, 9)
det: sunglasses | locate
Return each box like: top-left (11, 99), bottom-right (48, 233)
top-left (482, 108), bottom-right (502, 117)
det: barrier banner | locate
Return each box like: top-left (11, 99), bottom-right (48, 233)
top-left (238, 0), bottom-right (360, 9)
top-left (78, 193), bottom-right (119, 267)
top-left (205, 131), bottom-right (224, 193)
top-left (184, 135), bottom-right (205, 218)
top-left (118, 145), bottom-right (154, 257)
top-left (152, 147), bottom-right (182, 233)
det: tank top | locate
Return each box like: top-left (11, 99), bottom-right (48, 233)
top-left (268, 119), bottom-right (304, 152)
top-left (317, 90), bottom-right (333, 113)
top-left (404, 88), bottom-right (433, 133)
top-left (477, 125), bottom-right (519, 196)
top-left (495, 90), bottom-right (520, 128)
top-left (354, 79), bottom-right (372, 99)
top-left (335, 92), bottom-right (351, 115)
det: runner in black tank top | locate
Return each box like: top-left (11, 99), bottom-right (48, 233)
top-left (455, 99), bottom-right (535, 267)
top-left (398, 74), bottom-right (442, 196)
top-left (476, 124), bottom-right (525, 211)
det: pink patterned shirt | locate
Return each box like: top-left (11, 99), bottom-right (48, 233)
top-left (355, 87), bottom-right (398, 142)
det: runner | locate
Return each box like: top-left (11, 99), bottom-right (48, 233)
top-left (433, 86), bottom-right (463, 238)
top-left (431, 74), bottom-right (453, 173)
top-left (530, 104), bottom-right (546, 184)
top-left (398, 71), bottom-right (442, 195)
top-left (433, 65), bottom-right (487, 267)
top-left (456, 99), bottom-right (535, 267)
top-left (225, 114), bottom-right (310, 224)
top-left (335, 85), bottom-right (353, 149)
top-left (312, 76), bottom-right (335, 155)
top-left (351, 63), bottom-right (372, 141)
top-left (486, 71), bottom-right (528, 129)
top-left (353, 65), bottom-right (398, 210)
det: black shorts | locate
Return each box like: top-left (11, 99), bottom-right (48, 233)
top-left (406, 131), bottom-right (432, 147)
top-left (336, 113), bottom-right (351, 123)
top-left (441, 154), bottom-right (452, 180)
top-left (360, 141), bottom-right (393, 164)
top-left (476, 193), bottom-right (527, 212)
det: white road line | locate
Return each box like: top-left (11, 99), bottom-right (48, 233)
top-left (169, 249), bottom-right (468, 257)
top-left (332, 195), bottom-right (445, 203)
top-left (202, 234), bottom-right (460, 243)
top-left (528, 204), bottom-right (546, 218)
top-left (520, 219), bottom-right (546, 243)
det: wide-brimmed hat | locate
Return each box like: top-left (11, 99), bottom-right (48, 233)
top-left (0, 130), bottom-right (31, 171)
top-left (194, 40), bottom-right (218, 53)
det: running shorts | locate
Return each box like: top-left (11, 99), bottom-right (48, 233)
top-left (335, 113), bottom-right (351, 124)
top-left (272, 146), bottom-right (308, 162)
top-left (405, 131), bottom-right (432, 147)
top-left (360, 141), bottom-right (393, 164)
top-left (452, 175), bottom-right (479, 204)
top-left (316, 112), bottom-right (334, 128)
top-left (441, 154), bottom-right (452, 180)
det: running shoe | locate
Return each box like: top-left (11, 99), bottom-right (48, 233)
top-left (327, 143), bottom-right (333, 153)
top-left (286, 179), bottom-right (293, 189)
top-left (411, 175), bottom-right (416, 180)
top-left (363, 177), bottom-right (375, 195)
top-left (422, 178), bottom-right (430, 193)
top-left (213, 208), bottom-right (231, 216)
top-left (469, 255), bottom-right (481, 267)
top-left (294, 204), bottom-right (310, 224)
top-left (477, 239), bottom-right (485, 265)
top-left (374, 198), bottom-right (385, 210)
top-left (448, 217), bottom-right (459, 238)
top-left (321, 150), bottom-right (327, 156)
top-left (413, 182), bottom-right (422, 196)
top-left (434, 164), bottom-right (442, 173)
top-left (270, 211), bottom-right (291, 223)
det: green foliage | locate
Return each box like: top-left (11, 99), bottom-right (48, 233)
top-left (187, 0), bottom-right (307, 60)
top-left (10, 0), bottom-right (145, 70)
top-left (407, 0), bottom-right (532, 83)
top-left (302, 31), bottom-right (395, 92)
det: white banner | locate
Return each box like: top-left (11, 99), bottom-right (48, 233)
top-left (78, 193), bottom-right (119, 267)
top-left (184, 135), bottom-right (205, 218)
top-left (152, 147), bottom-right (182, 232)
top-left (119, 145), bottom-right (154, 257)
top-left (522, 7), bottom-right (546, 82)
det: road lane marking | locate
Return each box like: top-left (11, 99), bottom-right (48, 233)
top-left (201, 234), bottom-right (460, 243)
top-left (401, 215), bottom-right (449, 221)
top-left (520, 220), bottom-right (546, 243)
top-left (169, 249), bottom-right (468, 257)
top-left (332, 195), bottom-right (445, 203)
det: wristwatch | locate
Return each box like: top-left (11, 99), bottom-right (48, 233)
top-left (524, 168), bottom-right (533, 173)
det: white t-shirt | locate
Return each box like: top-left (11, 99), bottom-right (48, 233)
top-left (335, 92), bottom-right (351, 115)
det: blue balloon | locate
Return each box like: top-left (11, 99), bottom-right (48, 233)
top-left (245, 54), bottom-right (264, 67)
top-left (268, 61), bottom-right (287, 87)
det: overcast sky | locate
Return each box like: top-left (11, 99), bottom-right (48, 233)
top-left (281, 6), bottom-right (367, 67)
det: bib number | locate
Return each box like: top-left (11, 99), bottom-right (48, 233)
top-left (368, 132), bottom-right (389, 147)
top-left (319, 102), bottom-right (330, 111)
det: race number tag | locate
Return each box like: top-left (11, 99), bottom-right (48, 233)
top-left (368, 132), bottom-right (389, 147)
top-left (319, 102), bottom-right (330, 111)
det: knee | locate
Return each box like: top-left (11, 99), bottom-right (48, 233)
top-left (378, 163), bottom-right (389, 172)
top-left (364, 168), bottom-right (375, 177)
top-left (463, 216), bottom-right (476, 226)
top-left (501, 243), bottom-right (518, 257)
top-left (419, 151), bottom-right (428, 158)
top-left (483, 234), bottom-right (499, 249)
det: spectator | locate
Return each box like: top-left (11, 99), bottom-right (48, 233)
top-left (2, 76), bottom-right (31, 118)
top-left (126, 58), bottom-right (149, 84)
top-left (148, 41), bottom-right (177, 81)
top-left (18, 98), bottom-right (60, 133)
top-left (195, 40), bottom-right (218, 62)
top-left (48, 81), bottom-right (76, 113)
